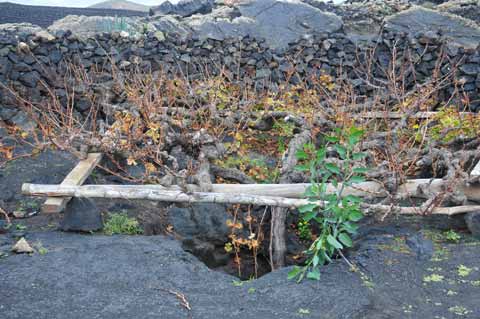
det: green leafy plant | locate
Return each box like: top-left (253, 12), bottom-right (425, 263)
top-left (15, 223), bottom-right (27, 231)
top-left (288, 127), bottom-right (368, 282)
top-left (430, 108), bottom-right (480, 142)
top-left (297, 220), bottom-right (313, 241)
top-left (444, 230), bottom-right (461, 243)
top-left (298, 308), bottom-right (311, 315)
top-left (423, 273), bottom-right (444, 283)
top-left (104, 213), bottom-right (143, 235)
top-left (457, 265), bottom-right (472, 277)
top-left (273, 121), bottom-right (296, 154)
top-left (218, 155), bottom-right (279, 183)
top-left (448, 305), bottom-right (471, 316)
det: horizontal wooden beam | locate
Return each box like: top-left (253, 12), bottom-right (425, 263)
top-left (70, 179), bottom-right (477, 201)
top-left (41, 153), bottom-right (102, 213)
top-left (22, 183), bottom-right (480, 215)
top-left (28, 184), bottom-right (319, 208)
top-left (360, 111), bottom-right (476, 119)
top-left (27, 178), bottom-right (480, 203)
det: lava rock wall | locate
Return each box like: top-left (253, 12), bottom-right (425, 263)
top-left (1, 23), bottom-right (479, 122)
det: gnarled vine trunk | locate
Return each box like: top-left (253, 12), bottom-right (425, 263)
top-left (270, 130), bottom-right (311, 269)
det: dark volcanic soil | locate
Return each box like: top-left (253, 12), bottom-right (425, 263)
top-left (1, 226), bottom-right (479, 319)
top-left (1, 147), bottom-right (480, 319)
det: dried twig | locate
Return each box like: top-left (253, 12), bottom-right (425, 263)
top-left (0, 206), bottom-right (11, 224)
top-left (168, 289), bottom-right (192, 311)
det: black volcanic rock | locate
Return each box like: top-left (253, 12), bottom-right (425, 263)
top-left (385, 6), bottom-right (480, 49)
top-left (150, 0), bottom-right (215, 18)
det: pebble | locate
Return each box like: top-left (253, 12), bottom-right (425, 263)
top-left (13, 211), bottom-right (26, 219)
top-left (11, 237), bottom-right (34, 254)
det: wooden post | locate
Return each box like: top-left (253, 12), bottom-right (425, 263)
top-left (41, 153), bottom-right (102, 213)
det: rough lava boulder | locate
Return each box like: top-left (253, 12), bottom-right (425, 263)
top-left (48, 15), bottom-right (155, 37)
top-left (438, 0), bottom-right (480, 25)
top-left (385, 6), bottom-right (480, 48)
top-left (185, 0), bottom-right (343, 50)
top-left (150, 0), bottom-right (216, 17)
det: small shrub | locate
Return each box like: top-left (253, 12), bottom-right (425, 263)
top-left (15, 224), bottom-right (27, 231)
top-left (444, 230), bottom-right (461, 243)
top-left (457, 265), bottom-right (472, 277)
top-left (430, 107), bottom-right (480, 143)
top-left (289, 127), bottom-right (368, 282)
top-left (448, 305), bottom-right (471, 316)
top-left (423, 274), bottom-right (444, 283)
top-left (104, 213), bottom-right (143, 235)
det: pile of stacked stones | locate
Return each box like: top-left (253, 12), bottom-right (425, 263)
top-left (1, 0), bottom-right (480, 127)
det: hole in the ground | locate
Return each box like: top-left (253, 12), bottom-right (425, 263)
top-left (162, 203), bottom-right (310, 279)
top-left (182, 238), bottom-right (273, 280)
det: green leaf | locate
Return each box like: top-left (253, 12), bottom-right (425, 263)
top-left (339, 233), bottom-right (353, 247)
top-left (296, 150), bottom-right (308, 160)
top-left (307, 268), bottom-right (321, 280)
top-left (327, 244), bottom-right (335, 255)
top-left (350, 175), bottom-right (365, 184)
top-left (288, 266), bottom-right (302, 280)
top-left (298, 203), bottom-right (318, 213)
top-left (327, 234), bottom-right (343, 250)
top-left (325, 163), bottom-right (341, 175)
top-left (305, 187), bottom-right (318, 197)
top-left (325, 217), bottom-right (338, 224)
top-left (341, 222), bottom-right (359, 234)
top-left (349, 210), bottom-right (363, 222)
top-left (325, 193), bottom-right (338, 203)
top-left (344, 195), bottom-right (361, 203)
top-left (324, 135), bottom-right (339, 143)
top-left (349, 127), bottom-right (364, 139)
top-left (295, 164), bottom-right (309, 172)
top-left (321, 171), bottom-right (332, 182)
top-left (352, 152), bottom-right (367, 160)
top-left (348, 136), bottom-right (359, 146)
top-left (303, 210), bottom-right (317, 222)
top-left (319, 183), bottom-right (327, 195)
top-left (305, 190), bottom-right (316, 198)
top-left (312, 254), bottom-right (320, 267)
top-left (304, 143), bottom-right (315, 152)
top-left (323, 252), bottom-right (332, 263)
top-left (316, 148), bottom-right (326, 161)
top-left (334, 145), bottom-right (347, 159)
top-left (353, 167), bottom-right (369, 174)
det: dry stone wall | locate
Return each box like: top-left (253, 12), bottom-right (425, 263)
top-left (1, 11), bottom-right (480, 124)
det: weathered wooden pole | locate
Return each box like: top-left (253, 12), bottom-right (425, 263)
top-left (23, 178), bottom-right (480, 201)
top-left (22, 183), bottom-right (480, 216)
